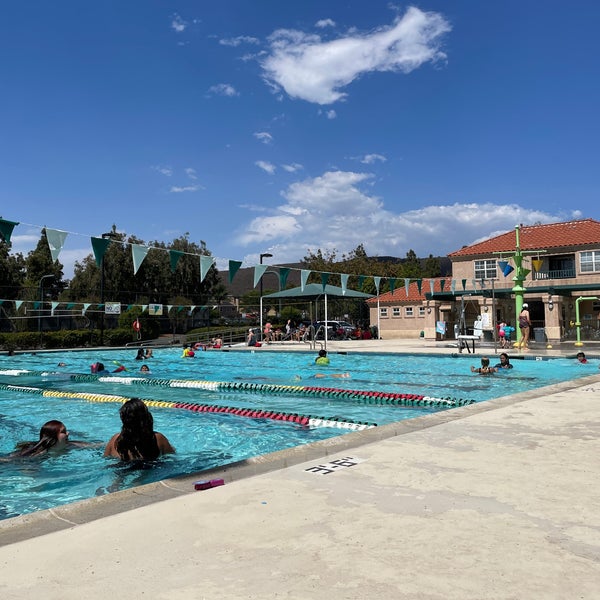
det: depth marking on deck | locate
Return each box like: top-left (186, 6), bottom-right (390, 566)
top-left (304, 456), bottom-right (365, 475)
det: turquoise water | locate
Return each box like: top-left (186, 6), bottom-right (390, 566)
top-left (0, 348), bottom-right (593, 519)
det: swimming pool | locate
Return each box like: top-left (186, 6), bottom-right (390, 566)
top-left (0, 348), bottom-right (593, 520)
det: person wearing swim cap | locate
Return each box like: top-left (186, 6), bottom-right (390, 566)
top-left (315, 349), bottom-right (330, 366)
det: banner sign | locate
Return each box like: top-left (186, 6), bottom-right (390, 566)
top-left (105, 302), bottom-right (121, 315)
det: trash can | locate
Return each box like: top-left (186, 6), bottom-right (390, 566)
top-left (533, 328), bottom-right (546, 343)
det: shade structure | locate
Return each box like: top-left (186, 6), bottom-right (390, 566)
top-left (262, 283), bottom-right (373, 301)
top-left (261, 284), bottom-right (373, 348)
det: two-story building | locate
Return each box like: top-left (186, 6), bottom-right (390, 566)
top-left (367, 219), bottom-right (600, 343)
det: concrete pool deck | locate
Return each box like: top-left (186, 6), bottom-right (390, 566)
top-left (1, 340), bottom-right (599, 599)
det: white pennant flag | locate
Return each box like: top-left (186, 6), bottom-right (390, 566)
top-left (131, 244), bottom-right (150, 275)
top-left (45, 228), bottom-right (68, 262)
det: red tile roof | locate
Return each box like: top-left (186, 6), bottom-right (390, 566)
top-left (366, 278), bottom-right (451, 304)
top-left (448, 219), bottom-right (600, 258)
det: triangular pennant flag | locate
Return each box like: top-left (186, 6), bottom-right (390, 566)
top-left (358, 275), bottom-right (365, 290)
top-left (340, 273), bottom-right (349, 295)
top-left (45, 228), bottom-right (68, 262)
top-left (131, 244), bottom-right (150, 275)
top-left (429, 279), bottom-right (434, 294)
top-left (320, 272), bottom-right (330, 291)
top-left (503, 264), bottom-right (515, 277)
top-left (0, 219), bottom-right (19, 243)
top-left (33, 301), bottom-right (41, 310)
top-left (472, 279), bottom-right (478, 290)
top-left (141, 305), bottom-right (148, 313)
top-left (189, 305), bottom-right (196, 313)
top-left (254, 264), bottom-right (269, 288)
top-left (127, 304), bottom-right (134, 311)
top-left (279, 267), bottom-right (290, 290)
top-left (167, 305), bottom-right (173, 312)
top-left (15, 300), bottom-right (23, 311)
top-left (200, 255), bottom-right (215, 283)
top-left (405, 278), bottom-right (410, 297)
top-left (532, 259), bottom-right (543, 272)
top-left (91, 237), bottom-right (111, 267)
top-left (520, 268), bottom-right (531, 279)
top-left (497, 260), bottom-right (508, 273)
top-left (169, 250), bottom-right (184, 272)
top-left (440, 279), bottom-right (446, 292)
top-left (374, 276), bottom-right (381, 293)
top-left (461, 279), bottom-right (467, 291)
top-left (0, 300), bottom-right (3, 307)
top-left (66, 303), bottom-right (75, 310)
top-left (51, 301), bottom-right (59, 315)
top-left (301, 269), bottom-right (310, 291)
top-left (228, 260), bottom-right (243, 283)
top-left (177, 306), bottom-right (185, 312)
top-left (388, 277), bottom-right (396, 294)
top-left (416, 279), bottom-right (422, 295)
top-left (82, 303), bottom-right (91, 315)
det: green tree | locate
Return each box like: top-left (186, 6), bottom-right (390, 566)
top-left (423, 254), bottom-right (441, 278)
top-left (23, 229), bottom-right (67, 301)
top-left (0, 241), bottom-right (26, 300)
top-left (400, 249), bottom-right (422, 279)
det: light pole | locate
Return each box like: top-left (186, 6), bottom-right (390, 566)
top-left (100, 231), bottom-right (117, 346)
top-left (259, 252), bottom-right (273, 341)
top-left (38, 274), bottom-right (54, 334)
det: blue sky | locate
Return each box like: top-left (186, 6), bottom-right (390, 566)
top-left (2, 1), bottom-right (599, 278)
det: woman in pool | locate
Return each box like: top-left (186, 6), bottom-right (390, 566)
top-left (494, 353), bottom-right (513, 369)
top-left (104, 398), bottom-right (175, 461)
top-left (12, 420), bottom-right (93, 457)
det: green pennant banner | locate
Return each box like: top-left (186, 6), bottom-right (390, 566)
top-left (0, 219), bottom-right (19, 243)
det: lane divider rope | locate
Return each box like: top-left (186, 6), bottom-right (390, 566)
top-left (0, 370), bottom-right (475, 408)
top-left (0, 382), bottom-right (375, 431)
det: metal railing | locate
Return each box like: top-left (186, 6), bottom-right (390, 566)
top-left (533, 268), bottom-right (576, 280)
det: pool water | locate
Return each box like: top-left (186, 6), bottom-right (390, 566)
top-left (0, 348), bottom-right (593, 520)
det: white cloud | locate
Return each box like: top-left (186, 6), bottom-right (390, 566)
top-left (233, 169), bottom-right (569, 267)
top-left (171, 14), bottom-right (187, 33)
top-left (207, 83), bottom-right (239, 97)
top-left (152, 165), bottom-right (173, 177)
top-left (185, 167), bottom-right (198, 180)
top-left (261, 7), bottom-right (451, 104)
top-left (255, 160), bottom-right (276, 174)
top-left (361, 153), bottom-right (387, 164)
top-left (220, 35), bottom-right (260, 47)
top-left (254, 132), bottom-right (273, 144)
top-left (315, 19), bottom-right (336, 29)
top-left (170, 185), bottom-right (201, 193)
top-left (281, 163), bottom-right (303, 173)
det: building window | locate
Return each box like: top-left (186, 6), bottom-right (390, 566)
top-left (405, 307), bottom-right (414, 317)
top-left (380, 307), bottom-right (388, 318)
top-left (580, 251), bottom-right (600, 273)
top-left (474, 259), bottom-right (497, 279)
top-left (419, 306), bottom-right (425, 317)
top-left (392, 307), bottom-right (401, 317)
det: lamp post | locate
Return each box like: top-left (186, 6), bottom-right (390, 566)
top-left (38, 274), bottom-right (54, 334)
top-left (259, 252), bottom-right (273, 341)
top-left (100, 232), bottom-right (117, 346)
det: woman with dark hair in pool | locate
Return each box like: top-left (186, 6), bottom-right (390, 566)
top-left (104, 398), bottom-right (175, 461)
top-left (11, 420), bottom-right (94, 457)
